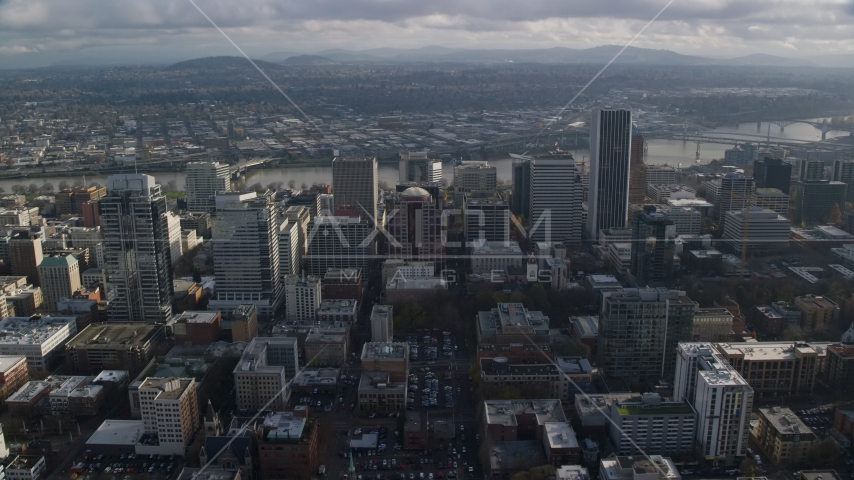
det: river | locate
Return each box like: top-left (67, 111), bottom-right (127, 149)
top-left (2, 118), bottom-right (847, 192)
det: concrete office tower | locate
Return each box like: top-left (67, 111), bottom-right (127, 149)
top-left (723, 207), bottom-right (790, 256)
top-left (305, 214), bottom-right (375, 276)
top-left (55, 185), bottom-right (107, 216)
top-left (587, 109), bottom-right (632, 241)
top-left (752, 188), bottom-right (789, 217)
top-left (754, 157), bottom-right (792, 194)
top-left (332, 157), bottom-right (378, 222)
top-left (399, 151), bottom-right (442, 184)
top-left (284, 274), bottom-right (321, 322)
top-left (628, 129), bottom-right (647, 203)
top-left (453, 162), bottom-right (497, 205)
top-left (284, 206), bottom-right (310, 253)
top-left (800, 159), bottom-right (825, 181)
top-left (278, 218), bottom-right (301, 277)
top-left (9, 230), bottom-right (43, 286)
top-left (715, 173), bottom-right (754, 225)
top-left (387, 187), bottom-right (443, 262)
top-left (599, 288), bottom-right (669, 384)
top-left (370, 305), bottom-right (393, 343)
top-left (165, 212), bottom-right (183, 266)
top-left (796, 180), bottom-right (847, 224)
top-left (528, 158), bottom-right (583, 243)
top-left (630, 206), bottom-right (676, 287)
top-left (464, 198), bottom-right (510, 246)
top-left (100, 174), bottom-right (174, 323)
top-left (185, 162), bottom-right (231, 211)
top-left (37, 254), bottom-right (81, 313)
top-left (209, 192), bottom-right (283, 319)
top-left (138, 377), bottom-right (200, 455)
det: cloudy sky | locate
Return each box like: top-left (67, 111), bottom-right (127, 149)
top-left (1, 0), bottom-right (853, 68)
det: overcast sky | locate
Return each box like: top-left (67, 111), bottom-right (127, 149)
top-left (1, 0), bottom-right (854, 69)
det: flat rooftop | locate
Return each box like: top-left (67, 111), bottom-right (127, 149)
top-left (483, 399), bottom-right (566, 427)
top-left (717, 341), bottom-right (833, 361)
top-left (759, 407), bottom-right (815, 435)
top-left (471, 241), bottom-right (522, 255)
top-left (174, 311), bottom-right (219, 324)
top-left (544, 422), bottom-right (579, 449)
top-left (0, 355), bottom-right (26, 372)
top-left (361, 342), bottom-right (408, 360)
top-left (570, 316), bottom-right (599, 337)
top-left (317, 299), bottom-right (358, 315)
top-left (93, 370), bottom-right (129, 384)
top-left (0, 316), bottom-right (77, 346)
top-left (87, 419), bottom-right (145, 446)
top-left (262, 411), bottom-right (306, 440)
top-left (7, 381), bottom-right (50, 403)
top-left (66, 322), bottom-right (163, 349)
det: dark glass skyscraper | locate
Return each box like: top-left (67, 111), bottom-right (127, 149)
top-left (587, 109), bottom-right (632, 240)
top-left (754, 157), bottom-right (792, 194)
top-left (630, 205), bottom-right (676, 287)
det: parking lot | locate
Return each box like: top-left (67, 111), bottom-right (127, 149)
top-left (70, 452), bottom-right (181, 479)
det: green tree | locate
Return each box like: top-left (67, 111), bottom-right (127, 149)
top-left (470, 363), bottom-right (481, 385)
top-left (781, 325), bottom-right (807, 341)
top-left (739, 458), bottom-right (759, 477)
top-left (811, 437), bottom-right (840, 462)
top-left (551, 339), bottom-right (591, 358)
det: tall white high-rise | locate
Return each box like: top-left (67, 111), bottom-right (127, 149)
top-left (674, 342), bottom-right (753, 465)
top-left (209, 192), bottom-right (283, 319)
top-left (38, 254), bottom-right (81, 313)
top-left (284, 274), bottom-right (321, 322)
top-left (587, 109), bottom-right (632, 241)
top-left (100, 174), bottom-right (174, 323)
top-left (332, 157), bottom-right (378, 222)
top-left (278, 218), bottom-right (302, 277)
top-left (528, 158), bottom-right (583, 243)
top-left (185, 162), bottom-right (231, 211)
top-left (137, 377), bottom-right (200, 455)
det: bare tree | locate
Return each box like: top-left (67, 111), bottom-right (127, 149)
top-left (288, 179), bottom-right (296, 189)
top-left (40, 182), bottom-right (55, 193)
top-left (58, 181), bottom-right (70, 190)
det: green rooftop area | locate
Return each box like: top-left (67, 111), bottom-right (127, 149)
top-left (616, 403), bottom-right (694, 415)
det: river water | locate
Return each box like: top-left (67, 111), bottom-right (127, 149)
top-left (3, 119), bottom-right (848, 192)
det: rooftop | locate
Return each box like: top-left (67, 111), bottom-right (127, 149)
top-left (471, 241), bottom-right (523, 255)
top-left (544, 422), bottom-right (580, 449)
top-left (614, 393), bottom-right (695, 416)
top-left (361, 342), bottom-right (408, 361)
top-left (483, 399), bottom-right (566, 427)
top-left (262, 411), bottom-right (307, 440)
top-left (0, 355), bottom-right (26, 372)
top-left (717, 341), bottom-right (832, 361)
top-left (138, 376), bottom-right (193, 400)
top-left (0, 316), bottom-right (77, 347)
top-left (66, 322), bottom-right (163, 349)
top-left (92, 370), bottom-right (129, 384)
top-left (174, 311), bottom-right (220, 324)
top-left (87, 419), bottom-right (145, 446)
top-left (570, 316), bottom-right (599, 337)
top-left (386, 277), bottom-right (447, 289)
top-left (7, 381), bottom-right (50, 403)
top-left (317, 299), bottom-right (359, 315)
top-left (759, 407), bottom-right (815, 436)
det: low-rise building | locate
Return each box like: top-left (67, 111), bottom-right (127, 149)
top-left (403, 411), bottom-right (428, 450)
top-left (479, 357), bottom-right (574, 400)
top-left (385, 277), bottom-right (447, 304)
top-left (716, 341), bottom-right (831, 397)
top-left (600, 455), bottom-right (682, 480)
top-left (6, 381), bottom-right (51, 414)
top-left (608, 393), bottom-right (696, 455)
top-left (304, 325), bottom-right (350, 367)
top-left (5, 455), bottom-right (46, 480)
top-left (171, 311), bottom-right (222, 345)
top-left (691, 308), bottom-right (733, 342)
top-left (230, 304), bottom-right (258, 343)
top-left (0, 355), bottom-right (29, 403)
top-left (477, 303), bottom-right (550, 345)
top-left (471, 241), bottom-right (523, 274)
top-left (316, 299), bottom-right (358, 325)
top-left (65, 323), bottom-right (166, 376)
top-left (569, 316), bottom-right (599, 356)
top-left (358, 371), bottom-right (407, 413)
top-left (753, 407), bottom-right (818, 466)
top-left (608, 243), bottom-right (632, 275)
top-left (361, 342), bottom-right (409, 382)
top-left (257, 411), bottom-right (319, 480)
top-left (67, 385), bottom-right (106, 416)
top-left (0, 315), bottom-right (78, 371)
top-left (794, 295), bottom-right (840, 331)
top-left (825, 343), bottom-right (854, 393)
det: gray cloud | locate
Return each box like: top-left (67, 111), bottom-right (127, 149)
top-left (0, 0), bottom-right (853, 68)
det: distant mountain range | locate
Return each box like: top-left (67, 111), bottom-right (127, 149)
top-left (170, 46), bottom-right (854, 69)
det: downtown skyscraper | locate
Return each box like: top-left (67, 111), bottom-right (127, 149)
top-left (100, 174), bottom-right (174, 322)
top-left (332, 157), bottom-right (378, 222)
top-left (185, 161), bottom-right (231, 211)
top-left (209, 192), bottom-right (283, 319)
top-left (587, 109), bottom-right (632, 241)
